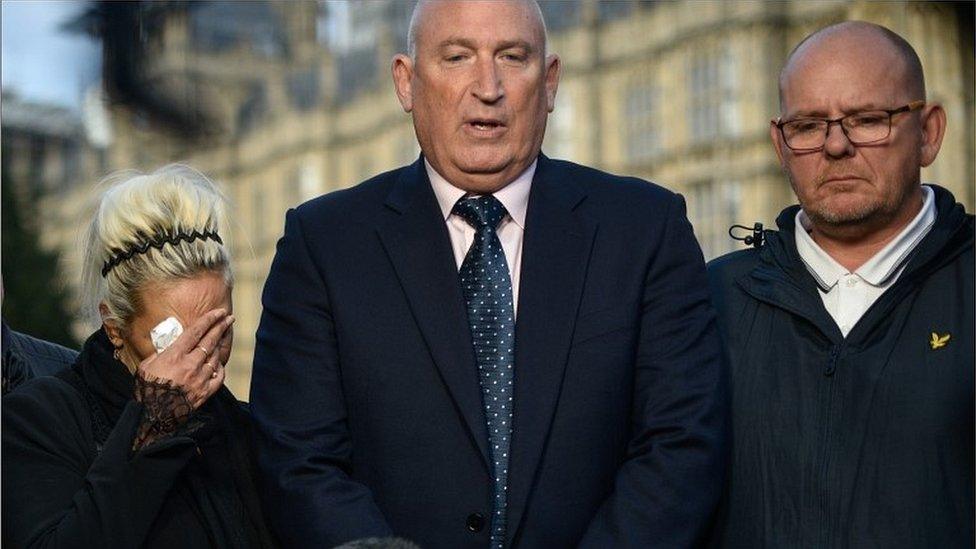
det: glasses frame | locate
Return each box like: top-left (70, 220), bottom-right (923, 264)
top-left (775, 100), bottom-right (926, 152)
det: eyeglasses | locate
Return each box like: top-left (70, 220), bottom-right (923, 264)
top-left (775, 100), bottom-right (925, 151)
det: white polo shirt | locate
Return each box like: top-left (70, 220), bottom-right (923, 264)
top-left (795, 185), bottom-right (936, 337)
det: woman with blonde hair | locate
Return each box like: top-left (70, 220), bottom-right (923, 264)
top-left (2, 165), bottom-right (276, 548)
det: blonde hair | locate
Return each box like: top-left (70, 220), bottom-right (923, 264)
top-left (81, 164), bottom-right (233, 329)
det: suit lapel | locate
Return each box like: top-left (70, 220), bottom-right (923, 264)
top-left (506, 156), bottom-right (596, 543)
top-left (376, 159), bottom-right (491, 469)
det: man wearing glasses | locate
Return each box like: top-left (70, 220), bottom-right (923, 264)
top-left (708, 21), bottom-right (973, 547)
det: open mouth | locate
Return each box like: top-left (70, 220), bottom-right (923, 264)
top-left (466, 119), bottom-right (506, 131)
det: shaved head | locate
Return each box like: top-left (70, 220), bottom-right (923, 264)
top-left (779, 21), bottom-right (926, 110)
top-left (770, 19), bottom-right (947, 253)
top-left (407, 0), bottom-right (549, 58)
top-left (391, 0), bottom-right (561, 193)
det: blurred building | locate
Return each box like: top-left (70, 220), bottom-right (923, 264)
top-left (1, 90), bottom-right (102, 296)
top-left (1, 91), bottom-right (88, 210)
top-left (36, 0), bottom-right (975, 396)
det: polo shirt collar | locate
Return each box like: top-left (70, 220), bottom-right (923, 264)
top-left (795, 184), bottom-right (937, 290)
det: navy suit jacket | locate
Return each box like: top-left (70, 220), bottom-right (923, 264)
top-left (250, 155), bottom-right (728, 548)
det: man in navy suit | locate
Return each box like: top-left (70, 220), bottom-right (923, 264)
top-left (249, 1), bottom-right (727, 547)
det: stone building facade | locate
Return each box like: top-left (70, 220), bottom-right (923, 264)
top-left (37, 0), bottom-right (974, 396)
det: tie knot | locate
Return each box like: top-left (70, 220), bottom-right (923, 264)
top-left (452, 195), bottom-right (508, 230)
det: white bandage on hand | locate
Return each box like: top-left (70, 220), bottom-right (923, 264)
top-left (150, 316), bottom-right (184, 354)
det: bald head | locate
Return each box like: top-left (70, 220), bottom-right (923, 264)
top-left (770, 19), bottom-right (947, 247)
top-left (407, 0), bottom-right (548, 59)
top-left (779, 21), bottom-right (925, 110)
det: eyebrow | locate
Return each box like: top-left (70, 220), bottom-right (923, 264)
top-left (788, 103), bottom-right (893, 118)
top-left (435, 37), bottom-right (536, 54)
top-left (497, 40), bottom-right (535, 53)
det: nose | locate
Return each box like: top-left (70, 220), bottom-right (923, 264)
top-left (823, 120), bottom-right (855, 158)
top-left (472, 57), bottom-right (504, 103)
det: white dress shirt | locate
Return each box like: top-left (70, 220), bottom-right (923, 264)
top-left (426, 159), bottom-right (534, 319)
top-left (795, 185), bottom-right (936, 337)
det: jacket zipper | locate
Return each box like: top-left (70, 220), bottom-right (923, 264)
top-left (818, 343), bottom-right (842, 547)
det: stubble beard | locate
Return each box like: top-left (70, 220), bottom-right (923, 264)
top-left (788, 170), bottom-right (889, 228)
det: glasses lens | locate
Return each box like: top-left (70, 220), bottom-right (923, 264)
top-left (783, 119), bottom-right (826, 149)
top-left (844, 111), bottom-right (890, 144)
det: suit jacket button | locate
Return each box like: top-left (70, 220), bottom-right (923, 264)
top-left (466, 512), bottom-right (486, 532)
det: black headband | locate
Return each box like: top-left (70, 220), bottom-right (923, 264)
top-left (101, 229), bottom-right (223, 277)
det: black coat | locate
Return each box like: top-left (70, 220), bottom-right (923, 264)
top-left (707, 185), bottom-right (974, 548)
top-left (2, 329), bottom-right (277, 548)
top-left (2, 321), bottom-right (77, 395)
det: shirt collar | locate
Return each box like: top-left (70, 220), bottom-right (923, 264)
top-left (426, 158), bottom-right (535, 229)
top-left (857, 184), bottom-right (936, 285)
top-left (795, 213), bottom-right (848, 291)
top-left (795, 184), bottom-right (937, 290)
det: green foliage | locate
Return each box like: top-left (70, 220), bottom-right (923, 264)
top-left (1, 168), bottom-right (80, 349)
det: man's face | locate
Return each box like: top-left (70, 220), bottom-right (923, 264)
top-left (393, 0), bottom-right (560, 193)
top-left (772, 33), bottom-right (940, 233)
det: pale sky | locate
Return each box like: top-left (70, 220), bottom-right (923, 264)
top-left (1, 0), bottom-right (101, 111)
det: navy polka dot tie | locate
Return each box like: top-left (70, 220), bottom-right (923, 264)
top-left (453, 195), bottom-right (515, 549)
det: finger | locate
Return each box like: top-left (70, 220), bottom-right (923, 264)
top-left (186, 366), bottom-right (211, 409)
top-left (170, 309), bottom-right (228, 355)
top-left (202, 353), bottom-right (223, 379)
top-left (198, 349), bottom-right (221, 385)
top-left (192, 315), bottom-right (235, 367)
top-left (190, 361), bottom-right (224, 409)
top-left (211, 361), bottom-right (226, 388)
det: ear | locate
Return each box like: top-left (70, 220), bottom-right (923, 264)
top-left (544, 53), bottom-right (561, 112)
top-left (99, 303), bottom-right (125, 348)
top-left (918, 103), bottom-right (947, 168)
top-left (392, 54), bottom-right (415, 113)
top-left (770, 119), bottom-right (788, 167)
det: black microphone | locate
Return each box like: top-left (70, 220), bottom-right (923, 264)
top-left (728, 222), bottom-right (765, 249)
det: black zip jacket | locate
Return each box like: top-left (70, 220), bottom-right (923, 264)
top-left (707, 185), bottom-right (974, 548)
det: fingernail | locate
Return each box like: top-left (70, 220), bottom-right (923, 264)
top-left (226, 315), bottom-right (235, 325)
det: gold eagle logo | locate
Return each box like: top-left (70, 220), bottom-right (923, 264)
top-left (929, 332), bottom-right (951, 350)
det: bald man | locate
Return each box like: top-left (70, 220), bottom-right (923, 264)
top-left (251, 1), bottom-right (727, 548)
top-left (707, 22), bottom-right (973, 547)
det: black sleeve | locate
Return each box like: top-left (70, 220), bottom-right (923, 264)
top-left (2, 349), bottom-right (31, 396)
top-left (579, 193), bottom-right (730, 547)
top-left (2, 379), bottom-right (200, 548)
top-left (250, 209), bottom-right (393, 547)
